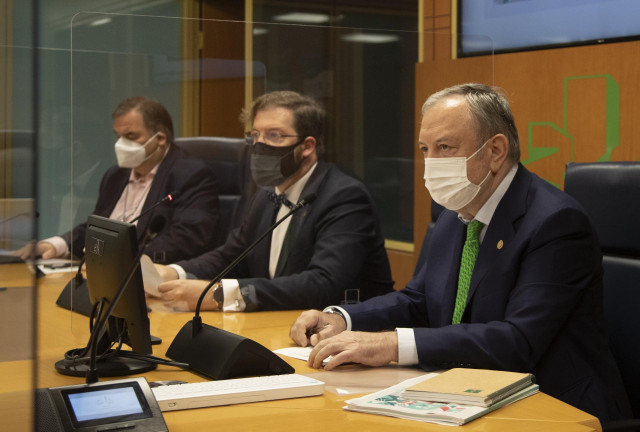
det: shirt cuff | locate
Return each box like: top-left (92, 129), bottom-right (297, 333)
top-left (221, 279), bottom-right (246, 312)
top-left (41, 236), bottom-right (69, 258)
top-left (396, 328), bottom-right (419, 365)
top-left (322, 306), bottom-right (352, 331)
top-left (168, 264), bottom-right (187, 280)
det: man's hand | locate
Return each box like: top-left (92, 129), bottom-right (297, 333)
top-left (14, 241), bottom-right (57, 260)
top-left (290, 309), bottom-right (347, 348)
top-left (308, 331), bottom-right (398, 371)
top-left (156, 279), bottom-right (217, 311)
top-left (155, 264), bottom-right (179, 282)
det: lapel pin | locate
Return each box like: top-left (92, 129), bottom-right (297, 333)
top-left (497, 240), bottom-right (504, 250)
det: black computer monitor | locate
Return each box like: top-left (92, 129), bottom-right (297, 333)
top-left (55, 215), bottom-right (155, 377)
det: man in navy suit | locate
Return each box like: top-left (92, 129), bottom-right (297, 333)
top-left (155, 91), bottom-right (393, 312)
top-left (17, 96), bottom-right (220, 264)
top-left (290, 83), bottom-right (632, 421)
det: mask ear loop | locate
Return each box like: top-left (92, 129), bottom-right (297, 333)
top-left (140, 132), bottom-right (161, 163)
top-left (469, 138), bottom-right (494, 190)
top-left (466, 137), bottom-right (491, 162)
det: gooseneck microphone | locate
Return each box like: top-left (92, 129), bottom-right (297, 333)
top-left (85, 215), bottom-right (166, 384)
top-left (193, 192), bottom-right (317, 333)
top-left (129, 190), bottom-right (178, 224)
top-left (166, 193), bottom-right (317, 380)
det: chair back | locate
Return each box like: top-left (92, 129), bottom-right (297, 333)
top-left (565, 161), bottom-right (640, 418)
top-left (175, 137), bottom-right (254, 243)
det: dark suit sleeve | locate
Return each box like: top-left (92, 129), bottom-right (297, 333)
top-left (142, 161), bottom-right (220, 263)
top-left (59, 166), bottom-right (127, 258)
top-left (177, 168), bottom-right (393, 311)
top-left (173, 192), bottom-right (259, 279)
top-left (347, 207), bottom-right (601, 371)
top-left (239, 181), bottom-right (387, 311)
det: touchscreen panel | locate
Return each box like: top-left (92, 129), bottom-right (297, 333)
top-left (62, 382), bottom-right (152, 427)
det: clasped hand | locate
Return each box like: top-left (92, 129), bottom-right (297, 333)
top-left (289, 310), bottom-right (398, 370)
top-left (152, 264), bottom-right (218, 312)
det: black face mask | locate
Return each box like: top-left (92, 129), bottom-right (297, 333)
top-left (250, 141), bottom-right (303, 187)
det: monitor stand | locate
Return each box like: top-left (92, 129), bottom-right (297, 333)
top-left (54, 352), bottom-right (156, 378)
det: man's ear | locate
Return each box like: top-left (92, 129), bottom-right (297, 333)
top-left (301, 136), bottom-right (316, 156)
top-left (488, 134), bottom-right (509, 172)
top-left (156, 132), bottom-right (168, 148)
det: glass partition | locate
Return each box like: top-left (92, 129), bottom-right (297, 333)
top-left (0, 1), bottom-right (38, 431)
top-left (61, 12), bottom-right (493, 305)
top-left (3, 3), bottom-right (496, 430)
top-left (64, 14), bottom-right (420, 248)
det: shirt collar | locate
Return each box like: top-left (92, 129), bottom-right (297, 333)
top-left (458, 164), bottom-right (518, 227)
top-left (275, 162), bottom-right (318, 205)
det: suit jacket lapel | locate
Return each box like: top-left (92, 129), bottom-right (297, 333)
top-left (134, 146), bottom-right (176, 242)
top-left (467, 164), bottom-right (531, 304)
top-left (249, 190), bottom-right (279, 277)
top-left (273, 162), bottom-right (327, 277)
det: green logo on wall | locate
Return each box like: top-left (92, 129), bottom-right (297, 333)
top-left (522, 74), bottom-right (619, 187)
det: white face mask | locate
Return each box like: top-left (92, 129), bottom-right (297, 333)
top-left (114, 132), bottom-right (158, 168)
top-left (423, 139), bottom-right (492, 211)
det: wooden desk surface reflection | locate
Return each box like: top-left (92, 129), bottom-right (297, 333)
top-left (1, 266), bottom-right (602, 432)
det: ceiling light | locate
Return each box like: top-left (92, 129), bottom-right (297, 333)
top-left (89, 17), bottom-right (112, 27)
top-left (272, 13), bottom-right (330, 24)
top-left (341, 33), bottom-right (400, 44)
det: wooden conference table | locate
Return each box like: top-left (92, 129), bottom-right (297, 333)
top-left (1, 264), bottom-right (602, 431)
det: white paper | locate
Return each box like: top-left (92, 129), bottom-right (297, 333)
top-left (274, 346), bottom-right (330, 365)
top-left (140, 254), bottom-right (163, 297)
top-left (36, 258), bottom-right (79, 274)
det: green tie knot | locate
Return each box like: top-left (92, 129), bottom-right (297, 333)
top-left (467, 220), bottom-right (483, 242)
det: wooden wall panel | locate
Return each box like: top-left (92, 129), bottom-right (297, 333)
top-left (200, 0), bottom-right (245, 137)
top-left (388, 249), bottom-right (415, 291)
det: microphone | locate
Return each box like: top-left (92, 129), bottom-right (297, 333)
top-left (56, 191), bottom-right (177, 316)
top-left (85, 215), bottom-right (166, 384)
top-left (129, 190), bottom-right (178, 224)
top-left (165, 193), bottom-right (317, 380)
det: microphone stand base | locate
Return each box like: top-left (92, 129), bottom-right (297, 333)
top-left (55, 350), bottom-right (157, 378)
top-left (166, 320), bottom-right (294, 380)
top-left (56, 278), bottom-right (93, 317)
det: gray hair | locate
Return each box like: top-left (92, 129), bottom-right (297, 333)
top-left (422, 83), bottom-right (520, 163)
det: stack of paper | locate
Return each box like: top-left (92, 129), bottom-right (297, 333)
top-left (401, 368), bottom-right (535, 407)
top-left (344, 371), bottom-right (539, 426)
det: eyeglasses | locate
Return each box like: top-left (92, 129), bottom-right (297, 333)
top-left (244, 130), bottom-right (299, 146)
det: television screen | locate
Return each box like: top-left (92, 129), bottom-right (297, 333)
top-left (458, 0), bottom-right (640, 57)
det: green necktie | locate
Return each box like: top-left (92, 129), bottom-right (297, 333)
top-left (452, 220), bottom-right (484, 324)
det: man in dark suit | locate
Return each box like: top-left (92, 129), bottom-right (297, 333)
top-left (155, 91), bottom-right (393, 312)
top-left (17, 96), bottom-right (220, 264)
top-left (290, 84), bottom-right (632, 421)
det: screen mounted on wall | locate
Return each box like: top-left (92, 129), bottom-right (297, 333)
top-left (458, 0), bottom-right (640, 57)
